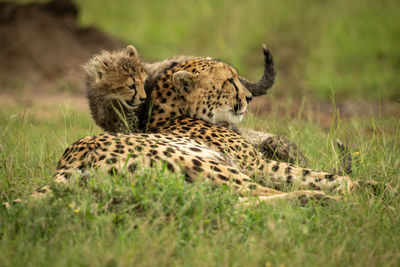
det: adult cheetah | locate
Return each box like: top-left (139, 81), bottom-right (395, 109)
top-left (86, 45), bottom-right (307, 165)
top-left (53, 48), bottom-right (364, 204)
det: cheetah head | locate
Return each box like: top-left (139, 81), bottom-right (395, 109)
top-left (172, 61), bottom-right (253, 125)
top-left (84, 45), bottom-right (147, 110)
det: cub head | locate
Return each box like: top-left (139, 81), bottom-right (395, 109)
top-left (83, 45), bottom-right (147, 133)
top-left (172, 60), bottom-right (253, 125)
top-left (83, 45), bottom-right (147, 110)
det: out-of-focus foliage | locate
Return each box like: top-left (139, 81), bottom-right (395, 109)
top-left (74, 0), bottom-right (399, 100)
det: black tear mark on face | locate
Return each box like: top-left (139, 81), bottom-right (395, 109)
top-left (128, 83), bottom-right (137, 100)
top-left (228, 78), bottom-right (240, 112)
top-left (129, 84), bottom-right (136, 90)
top-left (98, 71), bottom-right (103, 79)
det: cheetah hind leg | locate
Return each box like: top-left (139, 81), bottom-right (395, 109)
top-left (182, 161), bottom-right (339, 205)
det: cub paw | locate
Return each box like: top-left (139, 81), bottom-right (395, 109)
top-left (259, 135), bottom-right (308, 167)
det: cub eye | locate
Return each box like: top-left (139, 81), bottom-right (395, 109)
top-left (128, 84), bottom-right (136, 90)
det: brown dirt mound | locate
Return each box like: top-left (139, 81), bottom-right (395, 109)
top-left (0, 0), bottom-right (124, 94)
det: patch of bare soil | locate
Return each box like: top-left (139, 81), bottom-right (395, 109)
top-left (0, 92), bottom-right (88, 120)
top-left (250, 97), bottom-right (400, 129)
top-left (0, 0), bottom-right (124, 94)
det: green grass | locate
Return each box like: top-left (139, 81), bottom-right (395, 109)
top-left (1, 99), bottom-right (399, 266)
top-left (3, 0), bottom-right (400, 265)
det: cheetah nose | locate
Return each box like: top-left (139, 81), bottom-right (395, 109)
top-left (139, 97), bottom-right (146, 101)
top-left (245, 95), bottom-right (253, 103)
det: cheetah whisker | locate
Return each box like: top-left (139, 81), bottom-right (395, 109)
top-left (105, 94), bottom-right (137, 109)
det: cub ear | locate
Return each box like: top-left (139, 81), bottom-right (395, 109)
top-left (92, 56), bottom-right (110, 80)
top-left (172, 71), bottom-right (194, 93)
top-left (93, 56), bottom-right (109, 70)
top-left (126, 45), bottom-right (138, 58)
top-left (83, 56), bottom-right (108, 82)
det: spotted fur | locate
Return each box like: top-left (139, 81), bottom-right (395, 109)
top-left (142, 59), bottom-right (253, 129)
top-left (51, 50), bottom-right (364, 205)
top-left (85, 45), bottom-right (307, 164)
top-left (54, 131), bottom-right (339, 203)
top-left (83, 45), bottom-right (147, 133)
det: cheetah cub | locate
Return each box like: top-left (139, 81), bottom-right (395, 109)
top-left (83, 45), bottom-right (147, 133)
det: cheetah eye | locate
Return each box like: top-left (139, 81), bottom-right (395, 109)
top-left (128, 84), bottom-right (136, 90)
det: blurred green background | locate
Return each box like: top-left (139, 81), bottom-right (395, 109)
top-left (14, 0), bottom-right (400, 100)
top-left (74, 0), bottom-right (399, 100)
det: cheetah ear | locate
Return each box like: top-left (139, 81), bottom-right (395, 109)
top-left (173, 71), bottom-right (194, 94)
top-left (126, 45), bottom-right (138, 58)
top-left (91, 56), bottom-right (111, 81)
top-left (83, 57), bottom-right (104, 82)
top-left (93, 56), bottom-right (109, 70)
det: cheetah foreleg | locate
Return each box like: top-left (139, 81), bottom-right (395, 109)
top-left (252, 159), bottom-right (357, 194)
top-left (239, 190), bottom-right (341, 206)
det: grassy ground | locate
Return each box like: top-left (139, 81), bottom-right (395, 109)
top-left (2, 0), bottom-right (400, 266)
top-left (0, 97), bottom-right (399, 266)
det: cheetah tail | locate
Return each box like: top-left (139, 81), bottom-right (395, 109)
top-left (334, 139), bottom-right (353, 175)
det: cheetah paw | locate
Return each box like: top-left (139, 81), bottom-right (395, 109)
top-left (259, 135), bottom-right (308, 167)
